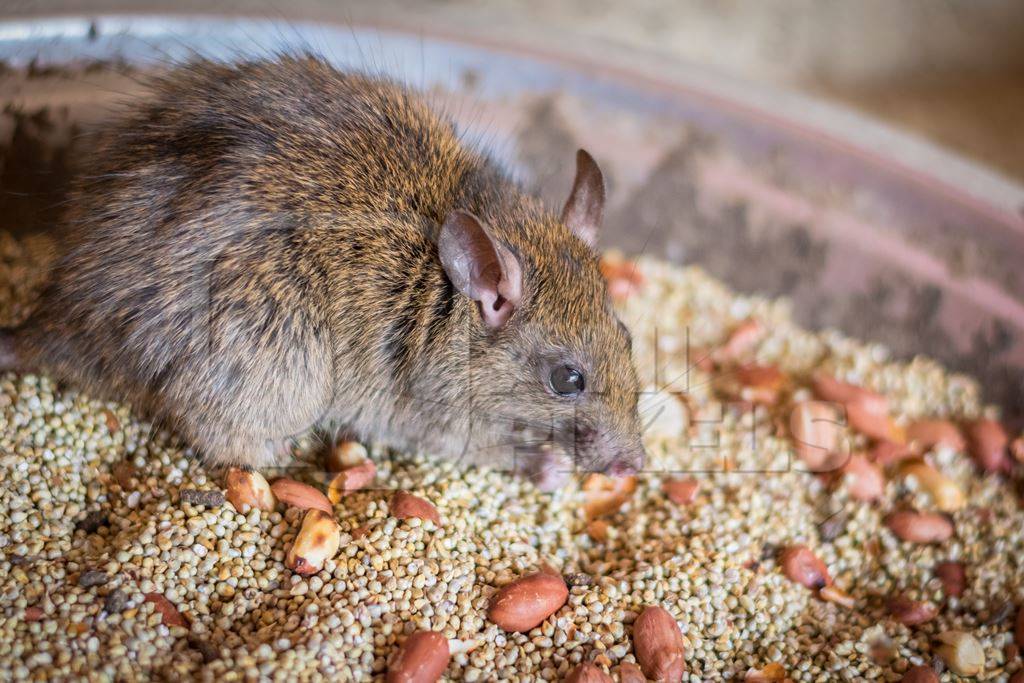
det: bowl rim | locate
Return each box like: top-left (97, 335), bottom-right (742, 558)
top-left (2, 10), bottom-right (1023, 233)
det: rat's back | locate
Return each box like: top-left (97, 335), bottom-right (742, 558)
top-left (5, 56), bottom-right (484, 464)
top-left (100, 56), bottom-right (474, 222)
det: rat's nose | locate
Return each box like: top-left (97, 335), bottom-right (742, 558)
top-left (606, 460), bottom-right (636, 477)
top-left (606, 445), bottom-right (646, 477)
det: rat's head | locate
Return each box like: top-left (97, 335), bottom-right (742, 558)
top-left (438, 150), bottom-right (645, 478)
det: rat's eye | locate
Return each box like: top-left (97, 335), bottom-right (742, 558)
top-left (550, 365), bottom-right (585, 396)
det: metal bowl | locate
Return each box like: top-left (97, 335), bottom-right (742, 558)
top-left (2, 14), bottom-right (1022, 418)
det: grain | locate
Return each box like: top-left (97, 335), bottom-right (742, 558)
top-left (0, 246), bottom-right (1021, 682)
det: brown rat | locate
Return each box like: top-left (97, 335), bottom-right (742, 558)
top-left (0, 55), bottom-right (644, 488)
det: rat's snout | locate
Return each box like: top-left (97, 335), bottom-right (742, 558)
top-left (578, 425), bottom-right (646, 475)
top-left (606, 443), bottom-right (646, 477)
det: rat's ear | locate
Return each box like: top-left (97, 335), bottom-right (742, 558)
top-left (438, 210), bottom-right (523, 329)
top-left (560, 149), bottom-right (605, 248)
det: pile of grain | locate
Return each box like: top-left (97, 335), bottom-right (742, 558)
top-left (1, 235), bottom-right (1021, 682)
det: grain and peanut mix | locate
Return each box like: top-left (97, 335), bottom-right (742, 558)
top-left (1, 233), bottom-right (1022, 682)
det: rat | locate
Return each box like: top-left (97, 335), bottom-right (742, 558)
top-left (0, 55), bottom-right (645, 489)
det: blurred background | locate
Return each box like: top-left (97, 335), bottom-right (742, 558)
top-left (5, 0), bottom-right (1024, 181)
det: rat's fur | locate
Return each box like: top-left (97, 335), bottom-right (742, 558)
top-left (2, 56), bottom-right (644, 481)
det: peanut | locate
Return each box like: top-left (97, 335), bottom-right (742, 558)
top-left (585, 519), bottom-right (610, 542)
top-left (633, 605), bottom-right (686, 682)
top-left (327, 439), bottom-right (369, 472)
top-left (612, 663), bottom-right (646, 683)
top-left (144, 593), bottom-right (187, 628)
top-left (789, 401), bottom-right (844, 471)
top-left (886, 595), bottom-right (938, 626)
top-left (582, 473), bottom-right (637, 520)
top-left (637, 389), bottom-right (688, 439)
top-left (885, 510), bottom-right (954, 544)
top-left (390, 491), bottom-right (441, 524)
top-left (487, 572), bottom-right (568, 632)
top-left (662, 478), bottom-right (699, 506)
top-left (1016, 604), bottom-right (1024, 648)
top-left (900, 665), bottom-right (938, 683)
top-left (933, 630), bottom-right (985, 677)
top-left (846, 403), bottom-right (902, 443)
top-left (712, 318), bottom-right (763, 364)
top-left (811, 373), bottom-right (888, 416)
top-left (286, 509), bottom-right (341, 576)
top-left (599, 252), bottom-right (645, 301)
top-left (899, 461), bottom-right (964, 512)
top-left (564, 663), bottom-right (613, 683)
top-left (907, 419), bottom-right (965, 452)
top-left (326, 460), bottom-right (376, 503)
top-left (870, 440), bottom-right (915, 467)
top-left (385, 630), bottom-right (450, 683)
top-left (779, 545), bottom-right (831, 590)
top-left (735, 364), bottom-right (786, 405)
top-left (839, 454), bottom-right (884, 501)
top-left (225, 468), bottom-right (277, 512)
top-left (966, 419), bottom-right (1010, 473)
top-left (744, 662), bottom-right (790, 681)
top-left (270, 478), bottom-right (333, 514)
top-left (934, 561), bottom-right (967, 598)
top-left (819, 585), bottom-right (855, 609)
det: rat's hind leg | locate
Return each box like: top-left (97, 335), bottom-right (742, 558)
top-left (0, 313), bottom-right (110, 395)
top-left (169, 369), bottom-right (334, 475)
top-left (191, 427), bottom-right (300, 473)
